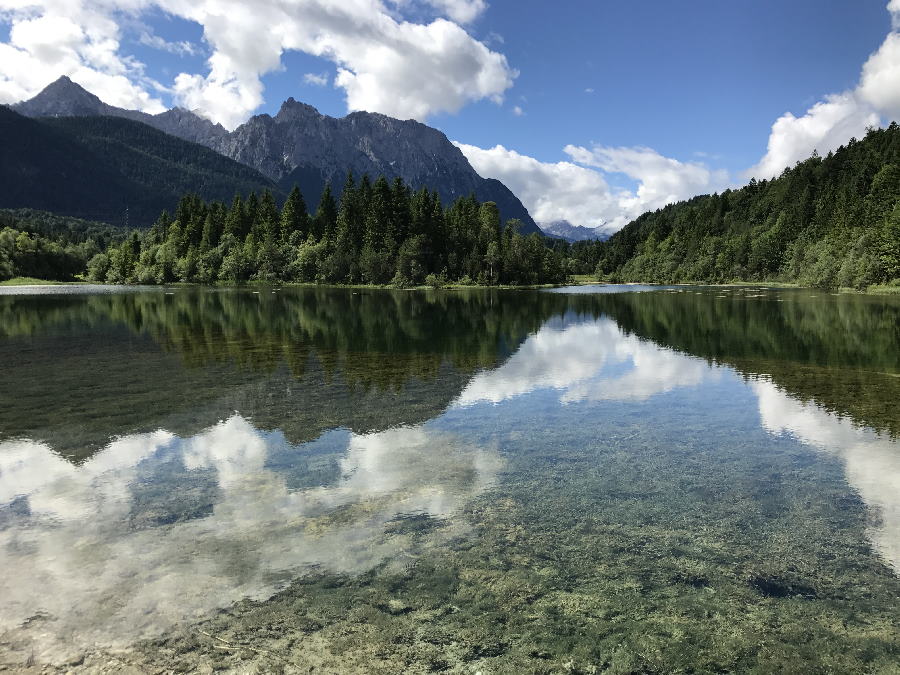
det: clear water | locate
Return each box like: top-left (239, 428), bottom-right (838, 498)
top-left (0, 285), bottom-right (898, 673)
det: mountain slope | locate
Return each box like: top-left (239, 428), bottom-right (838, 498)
top-left (13, 78), bottom-right (543, 235)
top-left (594, 124), bottom-right (900, 289)
top-left (0, 106), bottom-right (144, 223)
top-left (43, 116), bottom-right (282, 207)
top-left (0, 107), bottom-right (279, 224)
top-left (12, 76), bottom-right (229, 147)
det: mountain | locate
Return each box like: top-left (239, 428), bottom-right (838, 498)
top-left (11, 75), bottom-right (228, 147)
top-left (541, 220), bottom-right (611, 242)
top-left (594, 124), bottom-right (900, 289)
top-left (12, 77), bottom-right (543, 235)
top-left (0, 106), bottom-right (279, 224)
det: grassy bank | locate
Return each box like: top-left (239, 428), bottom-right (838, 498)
top-left (0, 277), bottom-right (68, 286)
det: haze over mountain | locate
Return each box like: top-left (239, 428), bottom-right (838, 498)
top-left (541, 220), bottom-right (610, 243)
top-left (11, 77), bottom-right (542, 235)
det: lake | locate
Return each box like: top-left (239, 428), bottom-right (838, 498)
top-left (0, 284), bottom-right (898, 673)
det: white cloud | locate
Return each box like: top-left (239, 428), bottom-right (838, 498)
top-left (421, 0), bottom-right (487, 23)
top-left (891, 0), bottom-right (900, 27)
top-left (162, 0), bottom-right (514, 128)
top-left (0, 0), bottom-right (514, 129)
top-left (750, 1), bottom-right (900, 179)
top-left (303, 71), bottom-right (329, 86)
top-left (566, 143), bottom-right (730, 216)
top-left (0, 3), bottom-right (166, 113)
top-left (456, 141), bottom-right (728, 233)
top-left (138, 29), bottom-right (198, 56)
top-left (858, 31), bottom-right (900, 120)
top-left (748, 93), bottom-right (880, 179)
top-left (512, 104), bottom-right (523, 116)
top-left (456, 141), bottom-right (626, 232)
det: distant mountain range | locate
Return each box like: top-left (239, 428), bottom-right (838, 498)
top-left (541, 220), bottom-right (611, 242)
top-left (9, 76), bottom-right (542, 234)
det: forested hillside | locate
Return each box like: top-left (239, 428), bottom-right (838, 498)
top-left (0, 209), bottom-right (127, 281)
top-left (0, 108), bottom-right (279, 225)
top-left (592, 124), bottom-right (900, 289)
top-left (87, 174), bottom-right (567, 286)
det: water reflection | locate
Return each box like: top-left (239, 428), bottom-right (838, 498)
top-left (753, 380), bottom-right (900, 570)
top-left (1, 286), bottom-right (899, 670)
top-left (456, 316), bottom-right (721, 406)
top-left (453, 311), bottom-right (900, 574)
top-left (0, 417), bottom-right (501, 662)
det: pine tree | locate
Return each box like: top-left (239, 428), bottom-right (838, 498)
top-left (314, 183), bottom-right (337, 241)
top-left (224, 195), bottom-right (247, 241)
top-left (280, 185), bottom-right (308, 243)
top-left (256, 190), bottom-right (279, 243)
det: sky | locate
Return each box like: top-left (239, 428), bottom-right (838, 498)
top-left (1, 0), bottom-right (898, 232)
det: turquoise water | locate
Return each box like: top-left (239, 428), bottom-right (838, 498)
top-left (0, 285), bottom-right (898, 672)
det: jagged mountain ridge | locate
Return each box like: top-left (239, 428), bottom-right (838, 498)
top-left (12, 77), bottom-right (542, 234)
top-left (541, 219), bottom-right (611, 242)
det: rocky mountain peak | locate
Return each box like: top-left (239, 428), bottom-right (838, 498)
top-left (276, 98), bottom-right (322, 120)
top-left (13, 76), bottom-right (107, 117)
top-left (11, 76), bottom-right (543, 234)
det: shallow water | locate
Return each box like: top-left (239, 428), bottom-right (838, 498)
top-left (0, 285), bottom-right (898, 673)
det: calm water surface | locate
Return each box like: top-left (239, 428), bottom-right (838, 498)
top-left (0, 285), bottom-right (898, 673)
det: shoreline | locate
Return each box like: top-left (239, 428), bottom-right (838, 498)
top-left (3, 275), bottom-right (899, 296)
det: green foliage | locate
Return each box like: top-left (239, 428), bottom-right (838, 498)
top-left (587, 124), bottom-right (900, 289)
top-left (0, 209), bottom-right (127, 281)
top-left (83, 175), bottom-right (569, 287)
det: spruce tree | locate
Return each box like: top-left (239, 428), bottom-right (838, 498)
top-left (281, 186), bottom-right (308, 243)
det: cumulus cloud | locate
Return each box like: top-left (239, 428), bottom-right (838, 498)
top-left (512, 104), bottom-right (523, 116)
top-left (0, 3), bottom-right (166, 112)
top-left (456, 141), bottom-right (625, 232)
top-left (858, 31), bottom-right (900, 119)
top-left (748, 94), bottom-right (880, 179)
top-left (566, 143), bottom-right (730, 215)
top-left (456, 141), bottom-right (728, 233)
top-left (155, 0), bottom-right (512, 127)
top-left (750, 1), bottom-right (900, 178)
top-left (0, 0), bottom-right (514, 129)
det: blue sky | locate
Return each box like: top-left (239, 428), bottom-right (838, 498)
top-left (1, 0), bottom-right (897, 230)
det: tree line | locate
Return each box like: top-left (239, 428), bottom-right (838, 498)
top-left (87, 173), bottom-right (569, 287)
top-left (0, 209), bottom-right (126, 281)
top-left (585, 124), bottom-right (900, 289)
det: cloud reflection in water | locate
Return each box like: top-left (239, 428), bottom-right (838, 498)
top-left (0, 417), bottom-right (501, 662)
top-left (455, 317), bottom-right (721, 406)
top-left (754, 380), bottom-right (900, 572)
